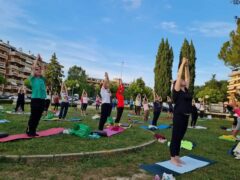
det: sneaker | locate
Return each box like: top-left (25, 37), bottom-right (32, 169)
top-left (26, 132), bottom-right (39, 137)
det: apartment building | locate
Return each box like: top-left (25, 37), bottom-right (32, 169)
top-left (227, 68), bottom-right (240, 104)
top-left (0, 40), bottom-right (46, 95)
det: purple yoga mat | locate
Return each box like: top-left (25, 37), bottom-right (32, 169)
top-left (103, 126), bottom-right (125, 137)
top-left (0, 128), bottom-right (64, 143)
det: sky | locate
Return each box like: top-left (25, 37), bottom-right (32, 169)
top-left (0, 0), bottom-right (239, 87)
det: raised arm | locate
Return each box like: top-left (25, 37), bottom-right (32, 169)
top-left (184, 60), bottom-right (190, 89)
top-left (31, 58), bottom-right (39, 76)
top-left (103, 72), bottom-right (110, 89)
top-left (64, 82), bottom-right (68, 96)
top-left (175, 58), bottom-right (187, 91)
top-left (18, 87), bottom-right (21, 93)
top-left (152, 90), bottom-right (156, 101)
top-left (23, 86), bottom-right (26, 94)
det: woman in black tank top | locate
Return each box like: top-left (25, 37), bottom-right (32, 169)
top-left (170, 57), bottom-right (192, 167)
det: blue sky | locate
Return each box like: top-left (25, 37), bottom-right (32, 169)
top-left (0, 0), bottom-right (239, 87)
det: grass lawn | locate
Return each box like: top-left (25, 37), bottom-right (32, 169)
top-left (0, 104), bottom-right (240, 179)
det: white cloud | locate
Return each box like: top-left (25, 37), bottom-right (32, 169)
top-left (188, 21), bottom-right (235, 37)
top-left (122, 0), bottom-right (142, 9)
top-left (158, 21), bottom-right (184, 34)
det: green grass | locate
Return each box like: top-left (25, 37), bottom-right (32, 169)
top-left (0, 104), bottom-right (240, 179)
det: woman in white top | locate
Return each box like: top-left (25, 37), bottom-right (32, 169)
top-left (59, 82), bottom-right (69, 120)
top-left (98, 72), bottom-right (112, 130)
top-left (135, 94), bottom-right (142, 116)
top-left (143, 95), bottom-right (149, 121)
top-left (81, 89), bottom-right (89, 116)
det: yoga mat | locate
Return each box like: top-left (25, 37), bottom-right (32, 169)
top-left (67, 117), bottom-right (81, 121)
top-left (219, 135), bottom-right (237, 142)
top-left (140, 155), bottom-right (215, 176)
top-left (5, 111), bottom-right (30, 115)
top-left (0, 119), bottom-right (10, 124)
top-left (130, 120), bottom-right (144, 124)
top-left (0, 128), bottom-right (64, 143)
top-left (43, 118), bottom-right (60, 121)
top-left (103, 126), bottom-right (125, 137)
top-left (120, 123), bottom-right (132, 128)
top-left (188, 126), bottom-right (207, 129)
top-left (140, 124), bottom-right (171, 130)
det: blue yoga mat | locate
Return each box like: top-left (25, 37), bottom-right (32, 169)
top-left (140, 155), bottom-right (215, 176)
top-left (0, 119), bottom-right (10, 124)
top-left (140, 124), bottom-right (171, 130)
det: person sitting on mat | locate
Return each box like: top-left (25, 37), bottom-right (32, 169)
top-left (26, 55), bottom-right (47, 137)
top-left (95, 95), bottom-right (101, 111)
top-left (170, 57), bottom-right (192, 167)
top-left (167, 96), bottom-right (174, 118)
top-left (81, 89), bottom-right (89, 116)
top-left (143, 95), bottom-right (150, 122)
top-left (59, 82), bottom-right (69, 120)
top-left (15, 86), bottom-right (26, 113)
top-left (135, 94), bottom-right (142, 116)
top-left (191, 99), bottom-right (199, 128)
top-left (98, 72), bottom-right (112, 130)
top-left (115, 79), bottom-right (125, 126)
top-left (152, 90), bottom-right (162, 127)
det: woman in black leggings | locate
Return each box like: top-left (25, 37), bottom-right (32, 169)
top-left (152, 90), bottom-right (162, 126)
top-left (98, 72), bottom-right (112, 130)
top-left (170, 57), bottom-right (192, 166)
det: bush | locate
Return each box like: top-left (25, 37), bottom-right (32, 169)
top-left (0, 99), bottom-right (13, 104)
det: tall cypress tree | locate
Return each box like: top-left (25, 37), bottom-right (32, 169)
top-left (189, 40), bottom-right (197, 95)
top-left (154, 38), bottom-right (173, 100)
top-left (178, 39), bottom-right (196, 95)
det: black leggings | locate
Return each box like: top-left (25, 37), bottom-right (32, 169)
top-left (135, 106), bottom-right (141, 115)
top-left (233, 117), bottom-right (238, 126)
top-left (191, 113), bottom-right (198, 127)
top-left (115, 107), bottom-right (124, 123)
top-left (44, 99), bottom-right (51, 112)
top-left (170, 113), bottom-right (189, 157)
top-left (152, 111), bottom-right (161, 126)
top-left (98, 103), bottom-right (111, 130)
top-left (15, 101), bottom-right (25, 112)
top-left (199, 111), bottom-right (204, 118)
top-left (96, 104), bottom-right (100, 110)
top-left (27, 99), bottom-right (45, 134)
top-left (59, 102), bottom-right (69, 119)
top-left (54, 103), bottom-right (59, 110)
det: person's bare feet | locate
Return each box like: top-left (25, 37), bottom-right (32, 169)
top-left (175, 156), bottom-right (185, 165)
top-left (170, 157), bottom-right (182, 167)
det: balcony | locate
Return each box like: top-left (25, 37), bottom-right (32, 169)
top-left (0, 68), bottom-right (6, 74)
top-left (0, 61), bottom-right (6, 68)
top-left (8, 65), bottom-right (19, 71)
top-left (9, 58), bottom-right (25, 66)
top-left (0, 53), bottom-right (7, 59)
top-left (0, 45), bottom-right (9, 52)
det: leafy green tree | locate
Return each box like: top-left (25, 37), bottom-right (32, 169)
top-left (24, 79), bottom-right (31, 89)
top-left (0, 75), bottom-right (6, 85)
top-left (126, 78), bottom-right (153, 100)
top-left (195, 75), bottom-right (228, 103)
top-left (178, 39), bottom-right (197, 95)
top-left (45, 53), bottom-right (64, 93)
top-left (218, 18), bottom-right (240, 67)
top-left (65, 65), bottom-right (97, 97)
top-left (154, 38), bottom-right (173, 100)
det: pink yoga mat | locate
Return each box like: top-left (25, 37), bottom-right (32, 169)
top-left (103, 126), bottom-right (125, 137)
top-left (0, 128), bottom-right (64, 143)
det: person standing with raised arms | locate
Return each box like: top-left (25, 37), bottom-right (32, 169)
top-left (26, 55), bottom-right (46, 136)
top-left (98, 72), bottom-right (112, 130)
top-left (170, 57), bottom-right (192, 166)
top-left (115, 79), bottom-right (125, 126)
